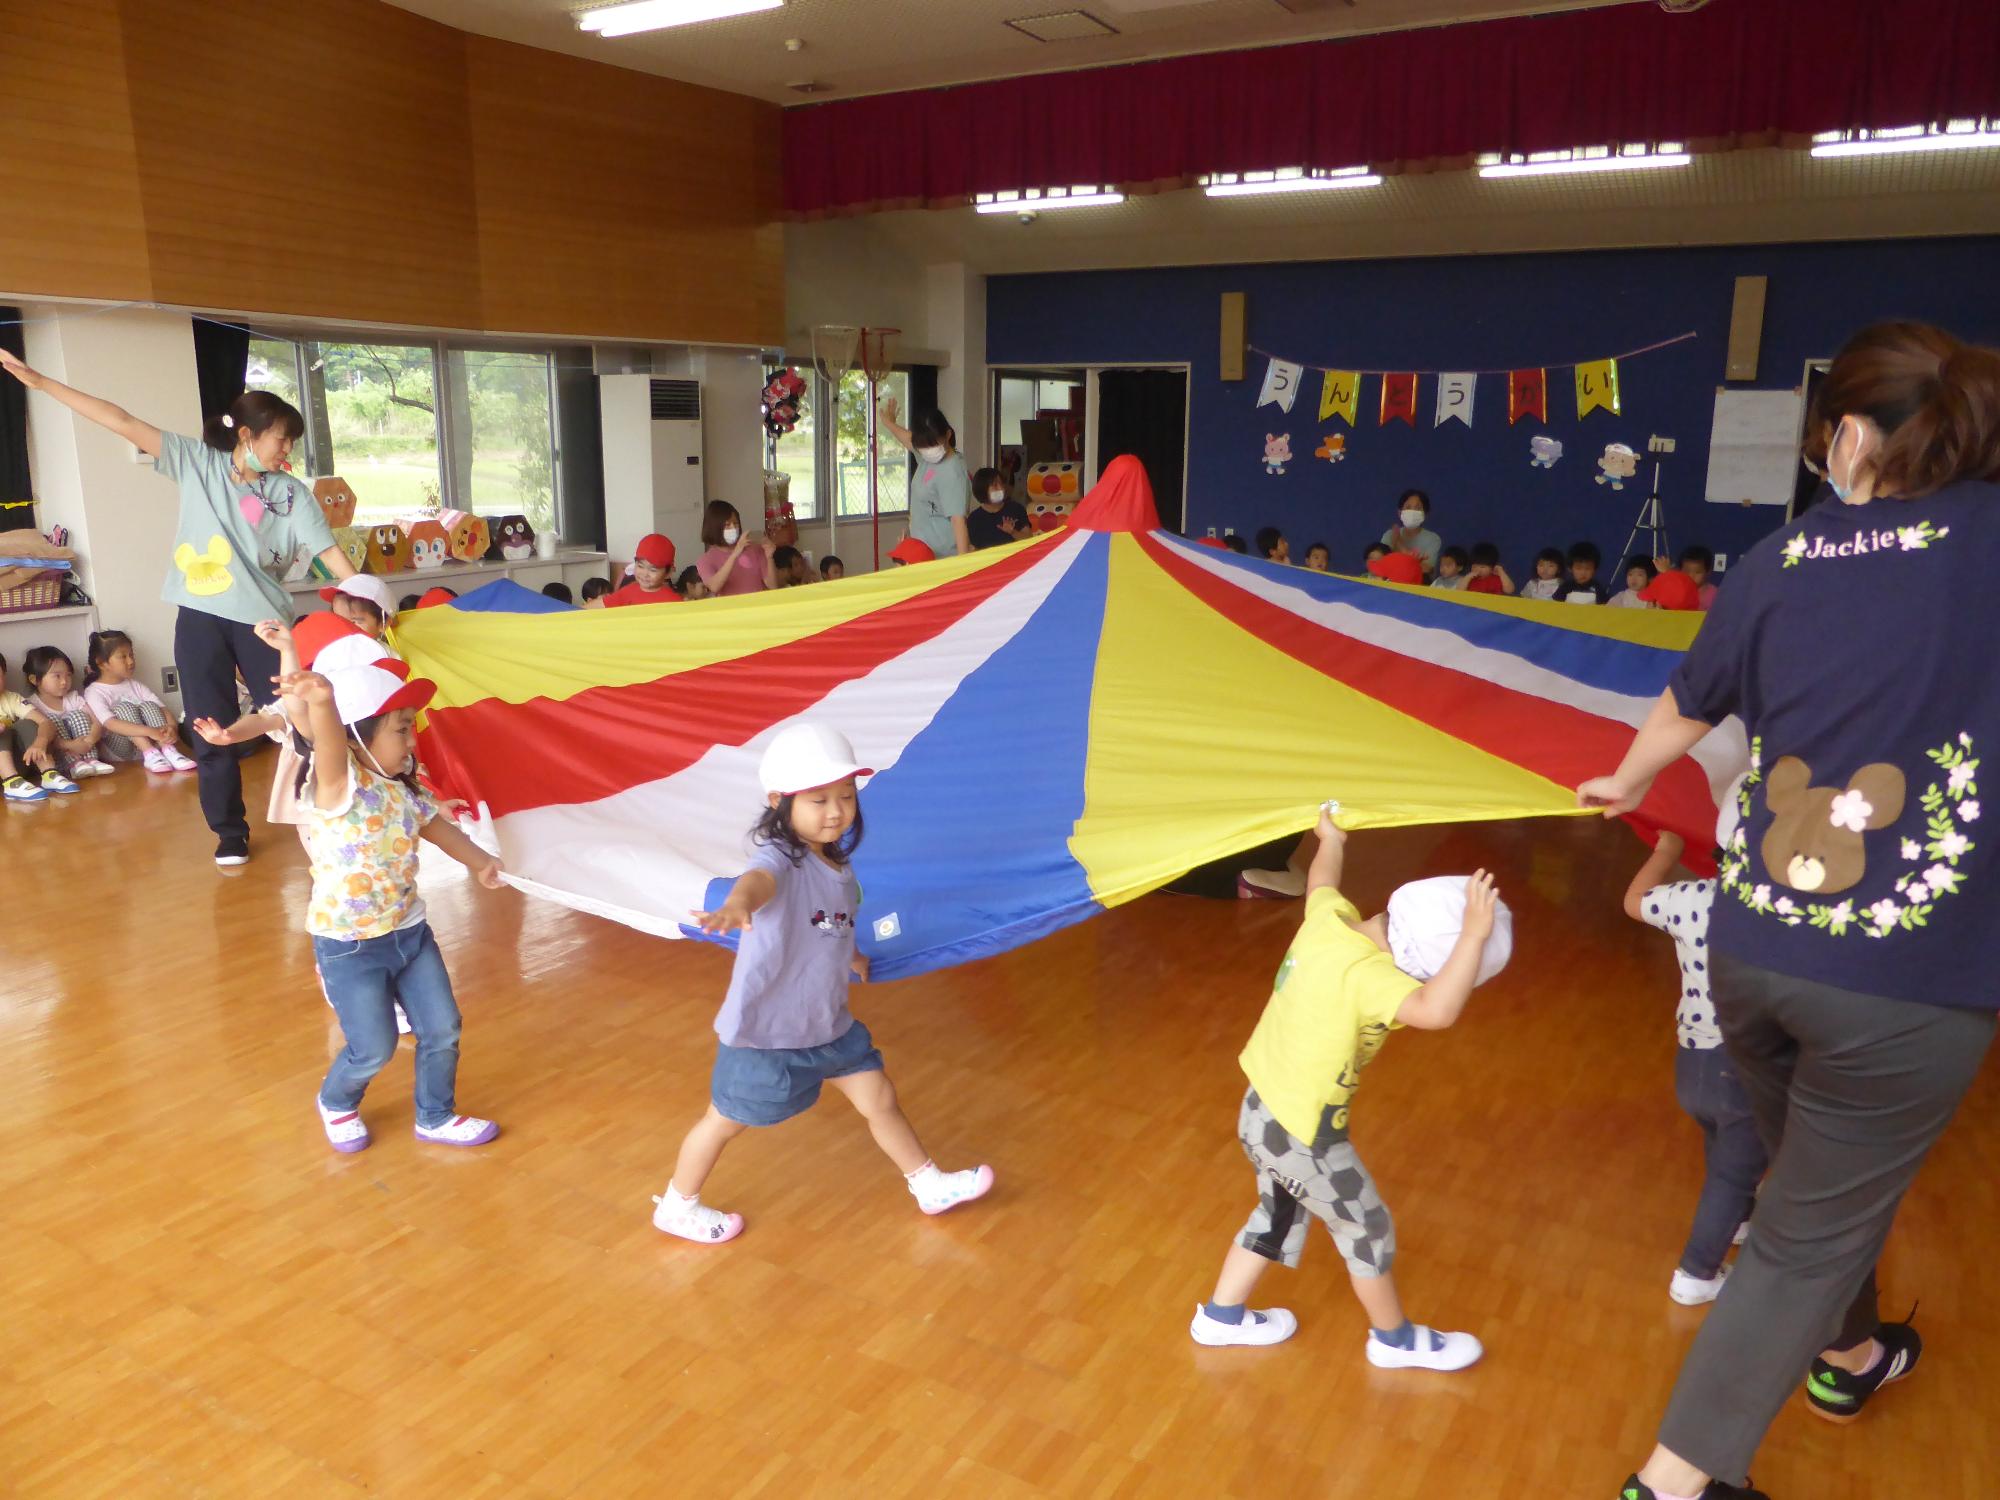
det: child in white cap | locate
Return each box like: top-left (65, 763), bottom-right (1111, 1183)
top-left (652, 721), bottom-right (994, 1244)
top-left (1191, 806), bottom-right (1511, 1370)
top-left (319, 574), bottom-right (398, 640)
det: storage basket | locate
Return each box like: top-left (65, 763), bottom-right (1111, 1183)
top-left (0, 570), bottom-right (64, 614)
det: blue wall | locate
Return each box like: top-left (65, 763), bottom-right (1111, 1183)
top-left (986, 236), bottom-right (2000, 577)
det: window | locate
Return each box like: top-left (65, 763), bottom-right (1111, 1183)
top-left (245, 336), bottom-right (303, 408)
top-left (446, 349), bottom-right (559, 535)
top-left (832, 369), bottom-right (910, 518)
top-left (301, 340), bottom-right (442, 527)
top-left (768, 368), bottom-right (819, 522)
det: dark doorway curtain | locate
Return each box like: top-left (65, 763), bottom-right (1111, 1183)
top-left (1, 307), bottom-right (32, 526)
top-left (191, 319), bottom-right (250, 420)
top-left (1095, 368), bottom-right (1188, 531)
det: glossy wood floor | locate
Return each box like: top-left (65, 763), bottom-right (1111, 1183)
top-left (4, 757), bottom-right (1995, 1500)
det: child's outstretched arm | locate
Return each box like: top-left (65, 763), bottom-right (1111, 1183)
top-left (254, 618), bottom-right (301, 678)
top-left (280, 671), bottom-right (349, 810)
top-left (1305, 806), bottom-right (1346, 896)
top-left (192, 708), bottom-right (286, 746)
top-left (420, 817), bottom-right (504, 888)
top-left (1622, 829), bottom-right (1686, 922)
top-left (1395, 871), bottom-right (1500, 1031)
top-left (693, 869), bottom-right (780, 934)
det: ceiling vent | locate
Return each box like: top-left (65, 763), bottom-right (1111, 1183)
top-left (1269, 0), bottom-right (1358, 12)
top-left (787, 79), bottom-right (830, 94)
top-left (1004, 10), bottom-right (1120, 42)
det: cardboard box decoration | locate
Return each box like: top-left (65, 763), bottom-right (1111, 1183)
top-left (363, 523), bottom-right (411, 574)
top-left (402, 518), bottom-right (450, 570)
top-left (312, 477), bottom-right (358, 531)
top-left (439, 510), bottom-right (490, 563)
top-left (308, 527), bottom-right (370, 582)
top-left (485, 515), bottom-right (536, 561)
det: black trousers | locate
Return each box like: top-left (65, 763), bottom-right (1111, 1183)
top-left (1657, 953), bottom-right (1996, 1483)
top-left (174, 607), bottom-right (280, 843)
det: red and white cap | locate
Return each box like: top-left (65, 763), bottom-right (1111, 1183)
top-left (316, 636), bottom-right (406, 678)
top-left (758, 722), bottom-right (873, 797)
top-left (327, 662), bottom-right (435, 726)
top-left (292, 611), bottom-right (366, 670)
top-left (318, 574), bottom-right (397, 616)
top-left (634, 533), bottom-right (675, 569)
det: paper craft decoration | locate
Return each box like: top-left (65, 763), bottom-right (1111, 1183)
top-left (1595, 443), bottom-right (1639, 490)
top-left (761, 368), bottom-right (807, 436)
top-left (1380, 373), bottom-right (1418, 427)
top-left (1434, 373), bottom-right (1475, 428)
top-left (364, 523), bottom-right (412, 574)
top-left (403, 518), bottom-right (450, 570)
top-left (486, 516), bottom-right (536, 562)
top-left (1529, 435), bottom-right (1565, 469)
top-left (1262, 433), bottom-right (1294, 474)
top-left (1027, 497), bottom-right (1074, 533)
top-left (1576, 358), bottom-right (1622, 418)
top-left (1318, 370), bottom-right (1359, 426)
top-left (1028, 462), bottom-right (1083, 503)
top-left (1257, 358), bottom-right (1304, 413)
top-left (308, 527), bottom-right (371, 581)
top-left (1509, 368), bottom-right (1548, 424)
top-left (313, 477), bottom-right (358, 530)
top-left (1315, 434), bottom-right (1347, 463)
top-left (439, 510), bottom-right (490, 563)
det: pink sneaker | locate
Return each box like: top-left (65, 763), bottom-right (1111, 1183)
top-left (414, 1115), bottom-right (499, 1147)
top-left (652, 1187), bottom-right (745, 1244)
top-left (316, 1098), bottom-right (370, 1153)
top-left (908, 1161), bottom-right (994, 1215)
top-left (162, 745), bottom-right (197, 771)
top-left (142, 748), bottom-right (174, 774)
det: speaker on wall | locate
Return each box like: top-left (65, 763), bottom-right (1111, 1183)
top-left (1220, 292), bottom-right (1246, 382)
top-left (1726, 275), bottom-right (1767, 382)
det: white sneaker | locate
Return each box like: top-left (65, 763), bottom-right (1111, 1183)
top-left (316, 1097), bottom-right (371, 1153)
top-left (1365, 1325), bottom-right (1484, 1371)
top-left (70, 757), bottom-right (115, 778)
top-left (907, 1161), bottom-right (995, 1215)
top-left (142, 748), bottom-right (173, 774)
top-left (4, 776), bottom-right (49, 803)
top-left (1732, 1220), bottom-right (1750, 1247)
top-left (1189, 1304), bottom-right (1299, 1347)
top-left (162, 745), bottom-right (198, 771)
top-left (414, 1114), bottom-right (499, 1147)
top-left (652, 1187), bottom-right (745, 1244)
top-left (1670, 1264), bottom-right (1730, 1305)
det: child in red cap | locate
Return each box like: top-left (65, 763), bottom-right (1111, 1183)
top-left (889, 536), bottom-right (935, 566)
top-left (604, 533), bottom-right (683, 607)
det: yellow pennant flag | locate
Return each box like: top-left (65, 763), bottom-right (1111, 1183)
top-left (1575, 358), bottom-right (1621, 417)
top-left (1319, 369), bottom-right (1359, 426)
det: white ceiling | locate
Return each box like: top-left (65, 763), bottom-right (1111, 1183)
top-left (386, 0), bottom-right (1629, 104)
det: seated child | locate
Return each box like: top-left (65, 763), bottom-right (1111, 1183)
top-left (1465, 541), bottom-right (1514, 595)
top-left (604, 533), bottom-right (683, 607)
top-left (541, 582), bottom-right (574, 604)
top-left (415, 587), bottom-right (457, 609)
top-left (1, 651), bottom-right (77, 800)
top-left (1222, 533), bottom-right (1250, 555)
top-left (674, 567), bottom-right (710, 601)
top-left (1303, 541), bottom-right (1331, 573)
top-left (771, 544), bottom-right (815, 587)
top-left (1430, 546), bottom-right (1472, 590)
top-left (1520, 546), bottom-right (1565, 600)
top-left (1255, 527), bottom-right (1290, 564)
top-left (1366, 550), bottom-right (1424, 586)
top-left (1192, 808), bottom-right (1511, 1370)
top-left (320, 575), bottom-right (396, 640)
top-left (1553, 541), bottom-right (1609, 604)
top-left (21, 646), bottom-right (114, 779)
top-left (581, 577), bottom-right (614, 608)
top-left (1623, 794), bottom-right (1765, 1305)
top-left (820, 555), bottom-right (846, 583)
top-left (1675, 545), bottom-right (1718, 609)
top-left (81, 630), bottom-right (197, 771)
top-left (1608, 555), bottom-right (1659, 609)
top-left (397, 593), bottom-right (423, 613)
top-left (889, 536), bottom-right (935, 567)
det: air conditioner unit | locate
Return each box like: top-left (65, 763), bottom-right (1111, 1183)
top-left (599, 375), bottom-right (705, 570)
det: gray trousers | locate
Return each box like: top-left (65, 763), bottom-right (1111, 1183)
top-left (1657, 953), bottom-right (1996, 1483)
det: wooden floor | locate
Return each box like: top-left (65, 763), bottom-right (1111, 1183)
top-left (3, 757), bottom-right (1996, 1500)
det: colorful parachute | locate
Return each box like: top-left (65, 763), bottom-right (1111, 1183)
top-left (395, 459), bottom-right (1744, 980)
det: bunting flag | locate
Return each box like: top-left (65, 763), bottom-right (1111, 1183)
top-left (1509, 367), bottom-right (1548, 425)
top-left (1434, 372), bottom-right (1476, 428)
top-left (1576, 357), bottom-right (1622, 417)
top-left (1379, 373), bottom-right (1418, 427)
top-left (1257, 358), bottom-right (1304, 412)
top-left (397, 458), bottom-right (1741, 983)
top-left (1318, 369), bottom-right (1360, 426)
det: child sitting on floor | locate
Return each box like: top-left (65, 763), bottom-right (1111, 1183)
top-left (1431, 546), bottom-right (1472, 590)
top-left (81, 630), bottom-right (197, 771)
top-left (1623, 792), bottom-right (1765, 1305)
top-left (321, 575), bottom-right (396, 639)
top-left (1, 650), bottom-right (77, 800)
top-left (1465, 542), bottom-right (1514, 595)
top-left (1520, 547), bottom-right (1565, 601)
top-left (1192, 807), bottom-right (1511, 1369)
top-left (820, 555), bottom-right (846, 583)
top-left (1553, 541), bottom-right (1609, 604)
top-left (1609, 555), bottom-right (1659, 609)
top-left (21, 646), bottom-right (114, 780)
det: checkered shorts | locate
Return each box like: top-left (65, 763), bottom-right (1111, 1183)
top-left (100, 697), bottom-right (168, 761)
top-left (1236, 1087), bottom-right (1396, 1276)
top-left (44, 710), bottom-right (98, 773)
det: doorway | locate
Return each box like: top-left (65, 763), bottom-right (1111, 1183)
top-left (1094, 368), bottom-right (1189, 533)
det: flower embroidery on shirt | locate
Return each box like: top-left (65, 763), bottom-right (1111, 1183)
top-left (1780, 520), bottom-right (1949, 569)
top-left (1827, 789), bottom-right (1876, 833)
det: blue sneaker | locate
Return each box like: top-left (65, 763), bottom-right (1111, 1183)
top-left (40, 769), bottom-right (79, 796)
top-left (4, 775), bottom-right (49, 803)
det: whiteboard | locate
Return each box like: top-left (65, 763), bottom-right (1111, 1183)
top-left (1705, 389), bottom-right (1805, 506)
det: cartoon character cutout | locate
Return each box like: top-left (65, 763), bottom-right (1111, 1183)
top-left (364, 523), bottom-right (411, 574)
top-left (1762, 757), bottom-right (1907, 895)
top-left (1315, 433), bottom-right (1347, 463)
top-left (1530, 435), bottom-right (1564, 469)
top-left (313, 477), bottom-right (358, 530)
top-left (439, 509), bottom-right (490, 563)
top-left (1263, 433), bottom-right (1293, 475)
top-left (809, 909), bottom-right (853, 934)
top-left (486, 515), bottom-right (536, 562)
top-left (175, 535), bottom-right (235, 597)
top-left (1595, 442), bottom-right (1639, 489)
top-left (403, 518), bottom-right (450, 571)
top-left (1026, 462), bottom-right (1082, 507)
top-left (1028, 498), bottom-right (1073, 533)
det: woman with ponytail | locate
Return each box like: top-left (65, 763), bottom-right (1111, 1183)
top-left (0, 349), bottom-right (356, 865)
top-left (1581, 322), bottom-right (2000, 1500)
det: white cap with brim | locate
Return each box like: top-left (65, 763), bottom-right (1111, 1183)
top-left (758, 722), bottom-right (874, 797)
top-left (327, 663), bottom-right (436, 727)
top-left (1386, 875), bottom-right (1515, 984)
top-left (312, 635), bottom-right (402, 679)
top-left (319, 575), bottom-right (397, 617)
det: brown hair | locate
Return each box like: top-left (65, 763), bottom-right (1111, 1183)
top-left (700, 499), bottom-right (743, 548)
top-left (1805, 322), bottom-right (2000, 499)
top-left (200, 389), bottom-right (305, 455)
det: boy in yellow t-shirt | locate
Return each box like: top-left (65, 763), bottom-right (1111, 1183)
top-left (1191, 807), bottom-right (1514, 1371)
top-left (1, 651), bottom-right (78, 801)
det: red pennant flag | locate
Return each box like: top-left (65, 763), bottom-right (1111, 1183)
top-left (1379, 373), bottom-right (1418, 428)
top-left (1508, 368), bottom-right (1548, 425)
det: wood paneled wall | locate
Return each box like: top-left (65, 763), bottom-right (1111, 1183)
top-left (0, 0), bottom-right (783, 346)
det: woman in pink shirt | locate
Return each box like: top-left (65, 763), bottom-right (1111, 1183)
top-left (695, 500), bottom-right (777, 597)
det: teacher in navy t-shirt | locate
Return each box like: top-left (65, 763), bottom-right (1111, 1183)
top-left (1579, 322), bottom-right (2000, 1500)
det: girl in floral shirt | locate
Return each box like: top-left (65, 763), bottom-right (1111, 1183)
top-left (287, 660), bottom-right (507, 1154)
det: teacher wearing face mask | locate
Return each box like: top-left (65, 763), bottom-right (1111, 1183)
top-left (881, 398), bottom-right (971, 559)
top-left (1381, 488), bottom-right (1441, 579)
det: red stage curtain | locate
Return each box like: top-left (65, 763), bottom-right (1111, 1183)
top-left (783, 0), bottom-right (2000, 218)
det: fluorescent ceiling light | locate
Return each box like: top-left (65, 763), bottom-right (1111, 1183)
top-left (577, 0), bottom-right (782, 37)
top-left (1811, 129), bottom-right (2000, 158)
top-left (1205, 172), bottom-right (1382, 197)
top-left (1481, 151), bottom-right (1690, 178)
top-left (975, 192), bottom-right (1125, 213)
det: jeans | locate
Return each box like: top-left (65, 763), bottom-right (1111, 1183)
top-left (1673, 1045), bottom-right (1767, 1278)
top-left (315, 922), bottom-right (463, 1128)
top-left (174, 607), bottom-right (280, 842)
top-left (1656, 953), bottom-right (1996, 1484)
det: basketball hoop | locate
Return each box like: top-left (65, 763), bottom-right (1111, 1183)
top-left (811, 325), bottom-right (858, 385)
top-left (860, 327), bottom-right (899, 384)
top-left (859, 327), bottom-right (901, 573)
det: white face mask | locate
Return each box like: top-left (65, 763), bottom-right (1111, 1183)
top-left (1400, 509), bottom-right (1426, 529)
top-left (917, 445), bottom-right (947, 464)
top-left (722, 526), bottom-right (741, 545)
top-left (987, 489), bottom-right (1006, 503)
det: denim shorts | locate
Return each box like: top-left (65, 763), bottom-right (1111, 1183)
top-left (711, 1020), bottom-right (883, 1126)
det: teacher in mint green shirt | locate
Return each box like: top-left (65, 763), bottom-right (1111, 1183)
top-left (881, 397), bottom-right (971, 561)
top-left (2, 350), bottom-right (355, 867)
